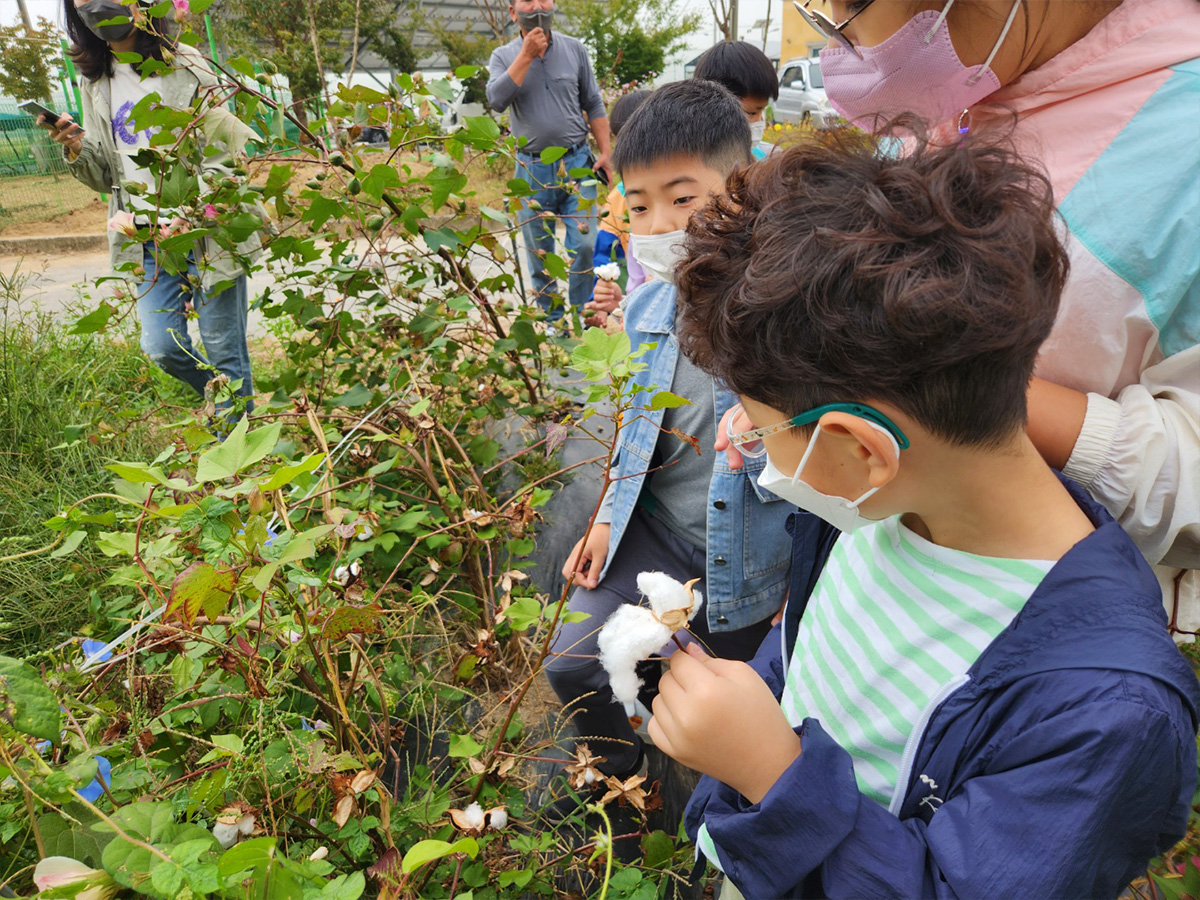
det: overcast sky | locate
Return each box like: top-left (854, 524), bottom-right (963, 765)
top-left (3, 0), bottom-right (783, 71)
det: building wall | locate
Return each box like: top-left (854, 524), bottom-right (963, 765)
top-left (781, 2), bottom-right (826, 62)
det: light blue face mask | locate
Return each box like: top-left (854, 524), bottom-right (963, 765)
top-left (756, 420), bottom-right (901, 533)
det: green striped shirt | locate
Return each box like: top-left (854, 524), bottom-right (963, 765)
top-left (781, 517), bottom-right (1053, 808)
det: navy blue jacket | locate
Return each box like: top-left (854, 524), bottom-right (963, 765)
top-left (684, 476), bottom-right (1200, 899)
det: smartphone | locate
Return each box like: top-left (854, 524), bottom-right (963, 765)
top-left (19, 99), bottom-right (64, 126)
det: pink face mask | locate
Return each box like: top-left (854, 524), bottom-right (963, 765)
top-left (820, 0), bottom-right (1019, 131)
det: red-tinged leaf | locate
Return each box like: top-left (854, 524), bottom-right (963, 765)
top-left (368, 847), bottom-right (403, 886)
top-left (166, 561), bottom-right (237, 626)
top-left (234, 635), bottom-right (258, 658)
top-left (322, 604), bottom-right (383, 642)
top-left (664, 426), bottom-right (701, 456)
top-left (545, 420), bottom-right (568, 458)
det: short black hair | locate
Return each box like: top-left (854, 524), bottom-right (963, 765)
top-left (693, 41), bottom-right (780, 102)
top-left (612, 80), bottom-right (752, 179)
top-left (609, 89), bottom-right (651, 137)
top-left (676, 128), bottom-right (1070, 448)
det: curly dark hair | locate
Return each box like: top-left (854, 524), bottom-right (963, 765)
top-left (675, 127), bottom-right (1070, 447)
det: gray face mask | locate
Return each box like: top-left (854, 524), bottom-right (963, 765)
top-left (78, 0), bottom-right (136, 42)
top-left (517, 9), bottom-right (553, 35)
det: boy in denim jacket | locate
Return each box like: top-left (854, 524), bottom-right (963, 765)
top-left (545, 81), bottom-right (793, 800)
top-left (654, 134), bottom-right (1199, 898)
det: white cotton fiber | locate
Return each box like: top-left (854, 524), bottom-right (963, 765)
top-left (637, 571), bottom-right (703, 627)
top-left (598, 604), bottom-right (672, 706)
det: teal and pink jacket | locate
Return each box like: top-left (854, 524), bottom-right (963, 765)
top-left (972, 0), bottom-right (1200, 627)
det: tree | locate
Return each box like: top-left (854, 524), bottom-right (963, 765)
top-left (422, 2), bottom-right (507, 108)
top-left (211, 0), bottom-right (389, 123)
top-left (559, 0), bottom-right (702, 85)
top-left (0, 16), bottom-right (59, 103)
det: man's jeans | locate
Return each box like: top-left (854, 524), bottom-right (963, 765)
top-left (514, 143), bottom-right (598, 322)
top-left (137, 245), bottom-right (254, 412)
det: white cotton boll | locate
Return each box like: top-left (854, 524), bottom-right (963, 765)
top-left (334, 565), bottom-right (351, 586)
top-left (212, 821), bottom-right (240, 849)
top-left (236, 814), bottom-right (256, 836)
top-left (598, 604), bottom-right (672, 706)
top-left (488, 807), bottom-right (508, 830)
top-left (461, 801), bottom-right (486, 831)
top-left (595, 262), bottom-right (621, 281)
top-left (637, 571), bottom-right (701, 620)
top-left (309, 846), bottom-right (329, 861)
top-left (356, 526), bottom-right (374, 541)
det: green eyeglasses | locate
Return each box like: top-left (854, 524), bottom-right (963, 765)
top-left (726, 401), bottom-right (911, 457)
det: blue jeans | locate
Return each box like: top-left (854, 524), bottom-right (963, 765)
top-left (514, 143), bottom-right (599, 321)
top-left (137, 245), bottom-right (254, 412)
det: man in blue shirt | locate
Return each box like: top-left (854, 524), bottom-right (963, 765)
top-left (486, 0), bottom-right (612, 327)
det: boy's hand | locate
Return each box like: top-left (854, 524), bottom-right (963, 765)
top-left (715, 405), bottom-right (752, 471)
top-left (587, 278), bottom-right (623, 314)
top-left (649, 643), bottom-right (802, 804)
top-left (561, 523), bottom-right (611, 589)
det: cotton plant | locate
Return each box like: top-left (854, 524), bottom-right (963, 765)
top-left (598, 572), bottom-right (702, 715)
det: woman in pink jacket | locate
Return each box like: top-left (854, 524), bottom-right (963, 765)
top-left (783, 0), bottom-right (1200, 632)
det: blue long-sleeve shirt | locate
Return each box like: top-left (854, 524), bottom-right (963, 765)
top-left (686, 476), bottom-right (1200, 899)
top-left (486, 33), bottom-right (606, 154)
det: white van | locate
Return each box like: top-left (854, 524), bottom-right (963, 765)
top-left (774, 57), bottom-right (836, 127)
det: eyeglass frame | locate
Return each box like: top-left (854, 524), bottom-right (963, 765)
top-left (792, 0), bottom-right (877, 58)
top-left (726, 400), bottom-right (911, 457)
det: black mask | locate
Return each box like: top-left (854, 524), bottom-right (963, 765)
top-left (516, 9), bottom-right (553, 35)
top-left (78, 0), bottom-right (136, 43)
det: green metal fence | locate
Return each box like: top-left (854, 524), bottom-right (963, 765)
top-left (0, 91), bottom-right (101, 233)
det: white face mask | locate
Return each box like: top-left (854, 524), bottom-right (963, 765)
top-left (756, 422), bottom-right (900, 533)
top-left (748, 119), bottom-right (766, 144)
top-left (630, 230), bottom-right (688, 285)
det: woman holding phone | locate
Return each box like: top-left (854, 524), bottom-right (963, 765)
top-left (40, 0), bottom-right (259, 415)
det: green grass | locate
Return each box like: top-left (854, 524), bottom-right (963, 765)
top-left (0, 266), bottom-right (180, 654)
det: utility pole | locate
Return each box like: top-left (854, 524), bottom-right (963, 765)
top-left (16, 0), bottom-right (35, 34)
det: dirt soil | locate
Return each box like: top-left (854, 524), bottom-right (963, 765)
top-left (0, 196), bottom-right (109, 238)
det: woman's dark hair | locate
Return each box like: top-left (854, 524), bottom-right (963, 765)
top-left (693, 40), bottom-right (780, 102)
top-left (675, 126), bottom-right (1070, 447)
top-left (65, 0), bottom-right (175, 81)
top-left (609, 89), bottom-right (651, 137)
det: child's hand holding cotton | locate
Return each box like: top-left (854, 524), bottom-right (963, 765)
top-left (597, 572), bottom-right (701, 714)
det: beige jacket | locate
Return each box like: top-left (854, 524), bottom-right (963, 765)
top-left (66, 46), bottom-right (262, 292)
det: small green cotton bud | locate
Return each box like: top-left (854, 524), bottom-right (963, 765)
top-left (527, 199), bottom-right (542, 211)
top-left (347, 177), bottom-right (362, 196)
top-left (255, 73), bottom-right (272, 85)
top-left (262, 59), bottom-right (278, 75)
top-left (306, 179), bottom-right (322, 190)
top-left (366, 215), bottom-right (385, 232)
top-left (329, 151), bottom-right (345, 167)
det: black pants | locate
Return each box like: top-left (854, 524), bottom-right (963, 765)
top-left (545, 508), bottom-right (773, 774)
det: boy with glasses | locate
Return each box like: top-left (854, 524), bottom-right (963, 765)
top-left (652, 132), bottom-right (1199, 899)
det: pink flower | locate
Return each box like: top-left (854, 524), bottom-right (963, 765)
top-left (203, 203), bottom-right (218, 220)
top-left (172, 0), bottom-right (189, 20)
top-left (107, 211), bottom-right (138, 238)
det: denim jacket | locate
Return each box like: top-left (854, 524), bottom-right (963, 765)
top-left (597, 280), bottom-right (793, 631)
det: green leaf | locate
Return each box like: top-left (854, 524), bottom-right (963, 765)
top-left (166, 561), bottom-right (237, 625)
top-left (334, 383), bottom-right (374, 408)
top-left (400, 837), bottom-right (479, 874)
top-left (69, 302), bottom-right (115, 335)
top-left (105, 461), bottom-right (170, 484)
top-left (641, 830), bottom-right (675, 868)
top-left (499, 869), bottom-right (533, 888)
top-left (571, 328), bottom-right (632, 380)
top-left (447, 733), bottom-right (483, 758)
top-left (321, 605), bottom-right (383, 642)
top-left (361, 163), bottom-right (402, 200)
top-left (648, 391), bottom-right (690, 411)
top-left (0, 656), bottom-right (61, 743)
top-left (201, 107), bottom-right (260, 154)
top-left (217, 836), bottom-right (276, 877)
top-left (318, 871), bottom-right (366, 899)
top-left (49, 529), bottom-right (88, 559)
top-left (195, 418), bottom-right (282, 482)
top-left (257, 452), bottom-right (326, 491)
top-left (462, 115), bottom-right (499, 145)
top-left (539, 146), bottom-right (568, 164)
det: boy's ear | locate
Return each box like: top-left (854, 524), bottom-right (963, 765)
top-left (817, 412), bottom-right (901, 490)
